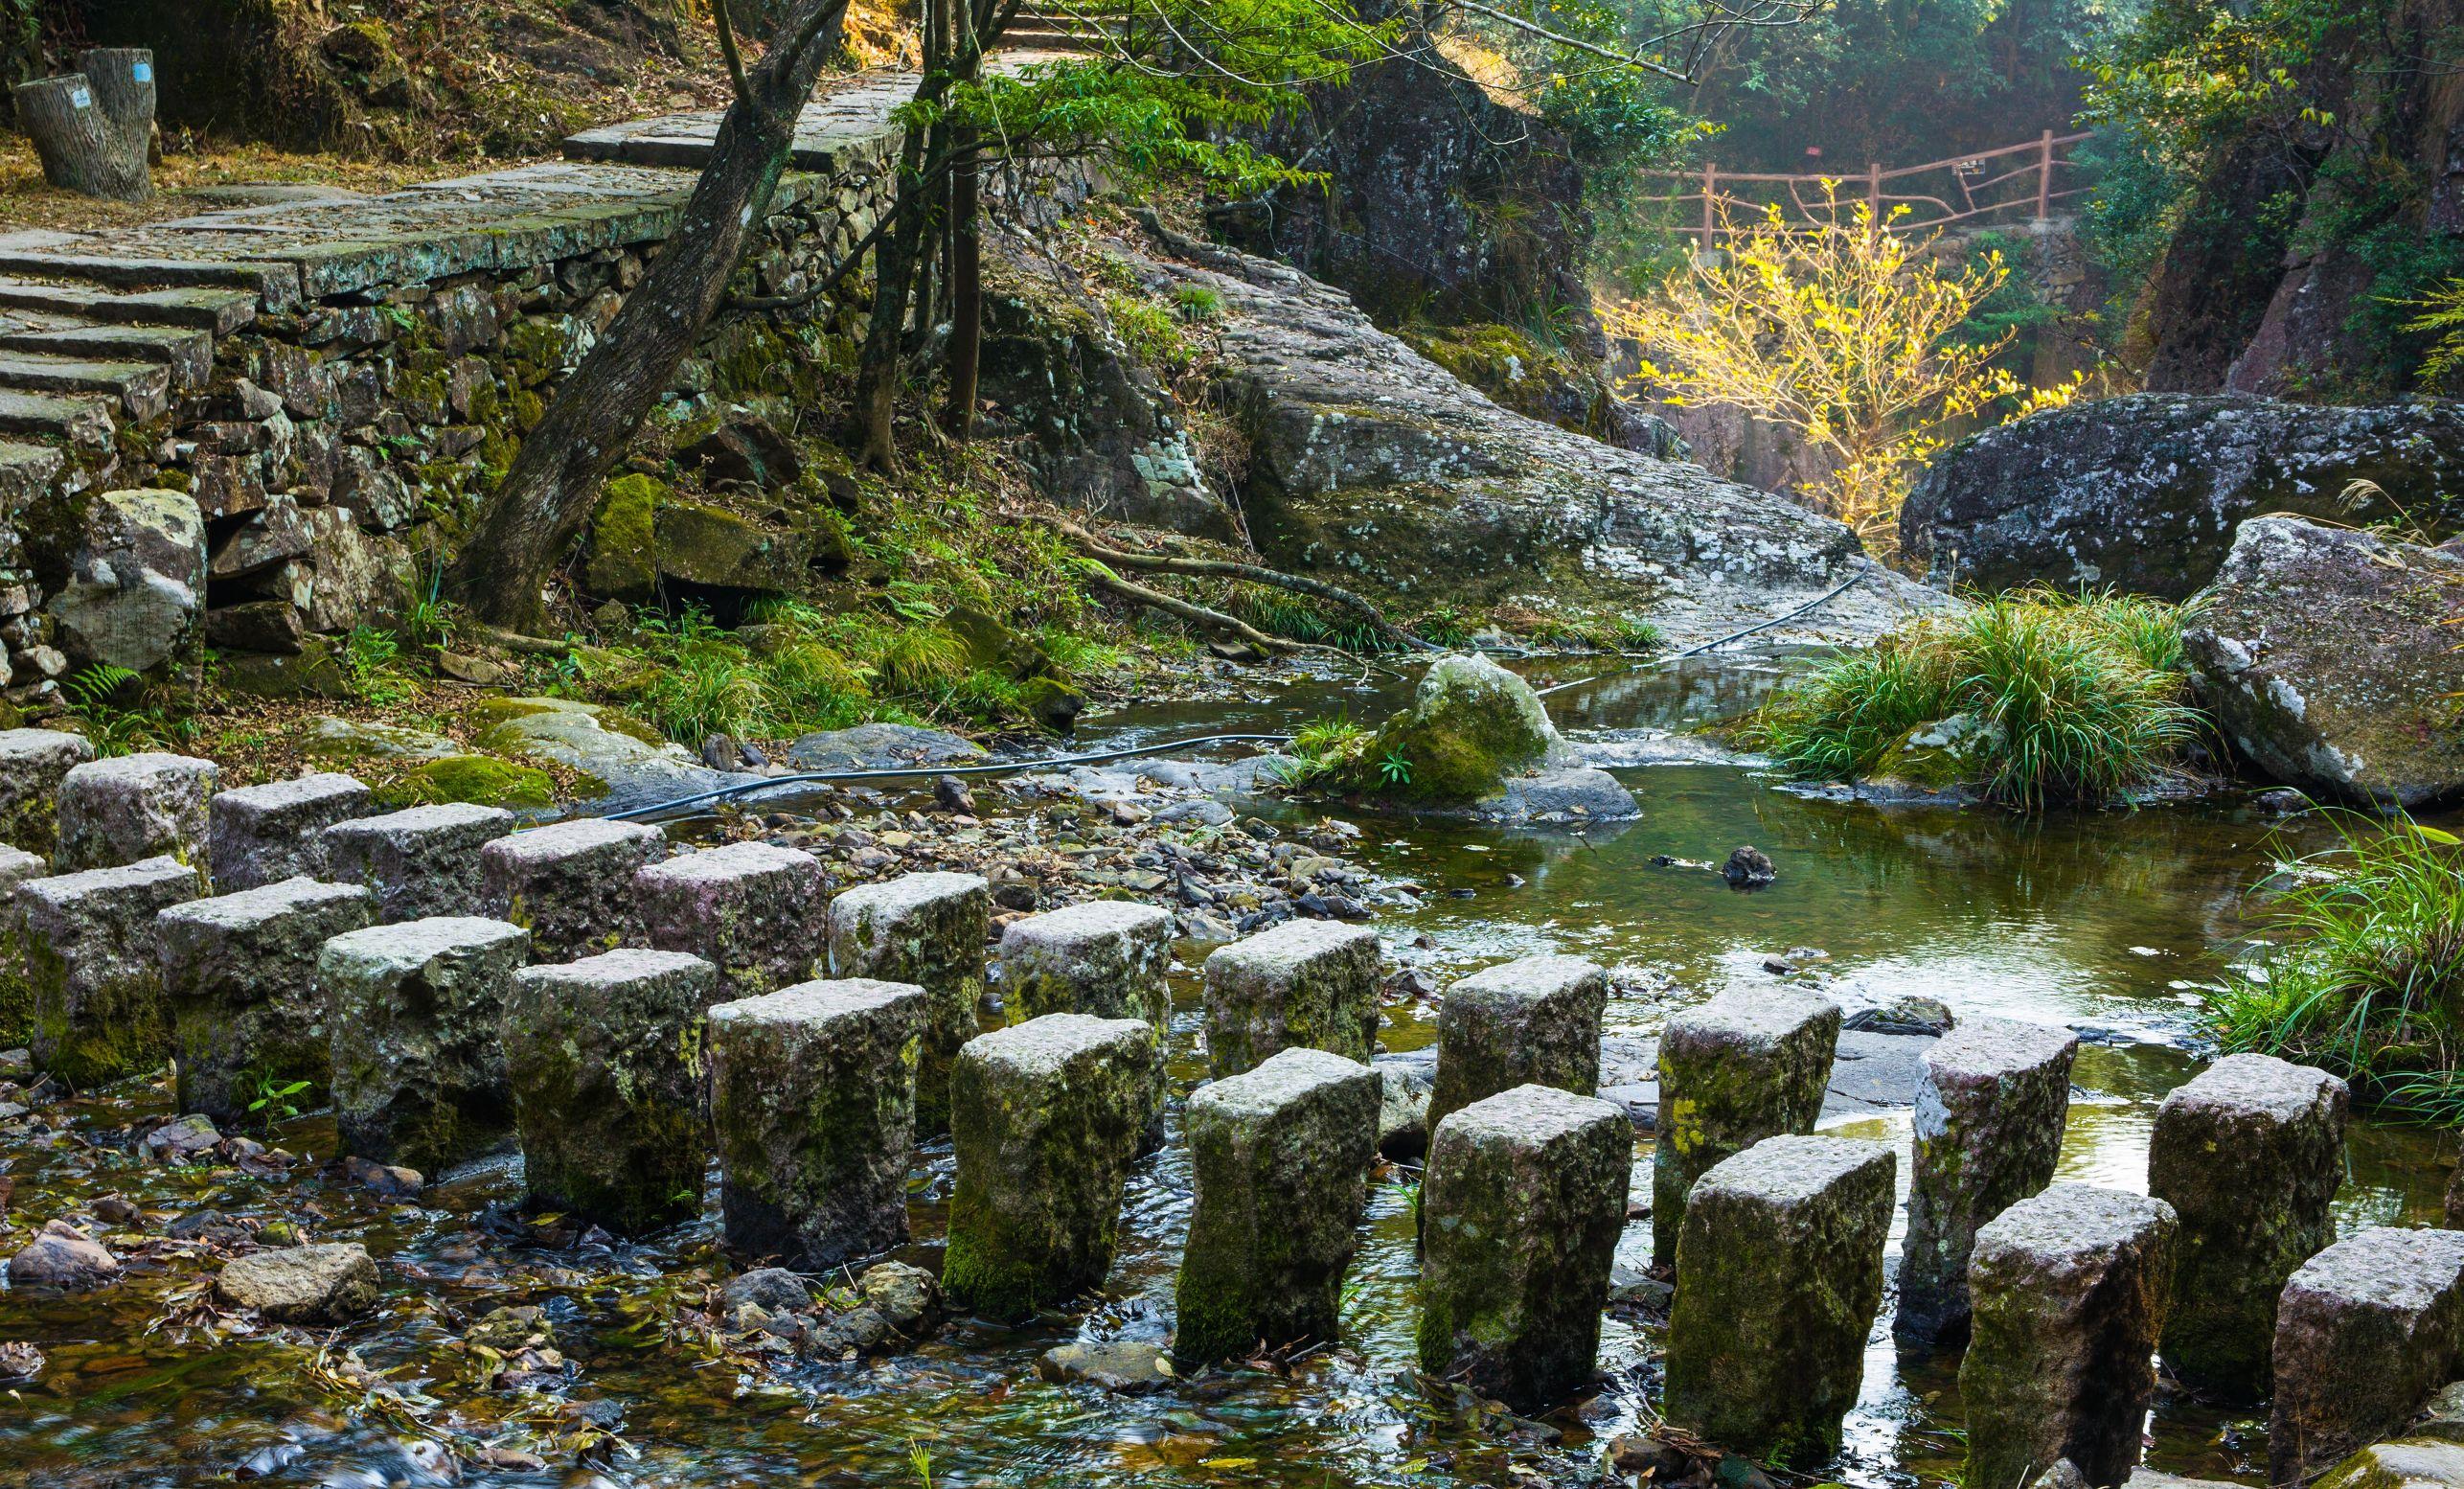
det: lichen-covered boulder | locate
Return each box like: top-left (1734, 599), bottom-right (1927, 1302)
top-left (215, 1243), bottom-right (381, 1323)
top-left (942, 1014), bottom-right (1160, 1322)
top-left (1417, 1083), bottom-right (1629, 1412)
top-left (1201, 918), bottom-right (1380, 1078)
top-left (470, 696), bottom-right (731, 804)
top-left (322, 916), bottom-right (531, 1173)
top-left (19, 855), bottom-right (200, 1087)
top-left (638, 841), bottom-right (826, 998)
top-left (2313, 1439), bottom-right (2464, 1489)
top-left (506, 949), bottom-right (719, 1234)
top-left (321, 802), bottom-right (515, 923)
top-left (2183, 517), bottom-right (2464, 808)
top-left (47, 488), bottom-right (207, 676)
top-left (0, 728), bottom-right (95, 859)
top-left (1651, 987), bottom-right (1840, 1267)
top-left (1341, 653), bottom-right (1563, 804)
top-left (1426, 952), bottom-right (1606, 1135)
top-left (160, 877), bottom-right (374, 1126)
top-left (207, 772), bottom-right (370, 889)
top-left (1175, 1047), bottom-right (1379, 1365)
top-left (998, 900), bottom-right (1173, 1031)
top-left (55, 752), bottom-right (217, 881)
top-left (2150, 1053), bottom-right (2348, 1402)
top-left (2271, 1226), bottom-right (2464, 1487)
top-left (0, 843), bottom-right (47, 1047)
top-left (1664, 1134), bottom-right (1896, 1464)
top-left (827, 871), bottom-right (990, 1135)
top-left (479, 817), bottom-right (665, 962)
top-left (709, 977), bottom-right (929, 1269)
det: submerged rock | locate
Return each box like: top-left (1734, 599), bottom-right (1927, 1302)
top-left (7, 1219), bottom-right (121, 1291)
top-left (1038, 1338), bottom-right (1175, 1394)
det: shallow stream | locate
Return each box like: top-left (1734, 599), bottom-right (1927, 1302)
top-left (2, 653), bottom-right (2453, 1488)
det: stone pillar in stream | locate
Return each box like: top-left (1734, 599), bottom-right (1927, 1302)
top-left (322, 916), bottom-right (531, 1173)
top-left (709, 976), bottom-right (929, 1268)
top-left (1664, 1134), bottom-right (1896, 1464)
top-left (942, 1012), bottom-right (1160, 1322)
top-left (1961, 1184), bottom-right (2178, 1489)
top-left (0, 844), bottom-right (48, 1048)
top-left (159, 877), bottom-right (373, 1126)
top-left (322, 803), bottom-right (515, 923)
top-left (207, 772), bottom-right (370, 891)
top-left (2270, 1226), bottom-right (2464, 1487)
top-left (1898, 1016), bottom-right (2079, 1343)
top-left (17, 856), bottom-right (199, 1086)
top-left (2150, 1052), bottom-right (2349, 1402)
top-left (56, 752), bottom-right (217, 882)
top-left (827, 870), bottom-right (990, 1136)
top-left (479, 817), bottom-right (665, 963)
top-left (998, 901), bottom-right (1173, 1030)
top-left (1426, 952), bottom-right (1608, 1135)
top-left (0, 727), bottom-right (95, 859)
top-left (1175, 1046), bottom-right (1380, 1365)
top-left (637, 841), bottom-right (826, 998)
top-left (506, 948), bottom-right (719, 1234)
top-left (1202, 918), bottom-right (1381, 1079)
top-left (1651, 987), bottom-right (1840, 1267)
top-left (1416, 1082), bottom-right (1629, 1412)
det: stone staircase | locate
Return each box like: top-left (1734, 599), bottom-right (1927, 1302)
top-left (1000, 3), bottom-right (1122, 53)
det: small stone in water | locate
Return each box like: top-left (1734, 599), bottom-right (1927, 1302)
top-left (340, 1154), bottom-right (423, 1197)
top-left (7, 1218), bottom-right (122, 1291)
top-left (1038, 1338), bottom-right (1175, 1394)
top-left (1722, 845), bottom-right (1777, 887)
top-left (720, 1267), bottom-right (813, 1316)
top-left (216, 1242), bottom-right (381, 1323)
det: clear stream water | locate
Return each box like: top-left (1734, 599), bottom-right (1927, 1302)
top-left (1, 653), bottom-right (2452, 1489)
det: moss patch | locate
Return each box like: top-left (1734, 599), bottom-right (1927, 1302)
top-left (377, 755), bottom-right (556, 809)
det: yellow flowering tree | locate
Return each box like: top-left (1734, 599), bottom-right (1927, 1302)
top-left (1606, 195), bottom-right (2081, 558)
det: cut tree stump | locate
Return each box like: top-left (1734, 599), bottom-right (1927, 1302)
top-left (12, 50), bottom-right (155, 202)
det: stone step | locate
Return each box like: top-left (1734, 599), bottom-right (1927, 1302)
top-left (0, 352), bottom-right (170, 422)
top-left (0, 389), bottom-right (112, 448)
top-left (0, 323), bottom-right (215, 390)
top-left (0, 248), bottom-right (295, 314)
top-left (0, 439), bottom-right (64, 504)
top-left (0, 279), bottom-right (257, 334)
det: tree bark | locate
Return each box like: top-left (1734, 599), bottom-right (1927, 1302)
top-left (942, 132), bottom-right (982, 438)
top-left (448, 0), bottom-right (849, 630)
top-left (11, 53), bottom-right (152, 202)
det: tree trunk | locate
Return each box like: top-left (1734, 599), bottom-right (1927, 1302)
top-left (942, 130), bottom-right (983, 439)
top-left (11, 52), bottom-right (153, 202)
top-left (448, 0), bottom-right (848, 630)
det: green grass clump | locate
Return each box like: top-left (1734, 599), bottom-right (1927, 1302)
top-left (1273, 714), bottom-right (1373, 788)
top-left (1746, 589), bottom-right (2201, 810)
top-left (590, 603), bottom-right (870, 747)
top-left (2212, 815), bottom-right (2464, 1124)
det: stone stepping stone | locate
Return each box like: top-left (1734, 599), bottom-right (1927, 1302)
top-left (478, 817), bottom-right (664, 963)
top-left (1651, 986), bottom-right (1840, 1266)
top-left (943, 1012), bottom-right (1159, 1322)
top-left (207, 771), bottom-right (370, 890)
top-left (506, 948), bottom-right (718, 1234)
top-left (709, 976), bottom-right (930, 1269)
top-left (998, 900), bottom-right (1172, 1030)
top-left (637, 840), bottom-right (825, 998)
top-left (1418, 1082), bottom-right (1629, 1412)
top-left (321, 802), bottom-right (515, 923)
top-left (1427, 953), bottom-right (1608, 1139)
top-left (0, 727), bottom-right (93, 858)
top-left (1962, 1183), bottom-right (2178, 1489)
top-left (1200, 918), bottom-right (1380, 1078)
top-left (1898, 1016), bottom-right (2078, 1343)
top-left (1175, 1046), bottom-right (1379, 1365)
top-left (1665, 1133), bottom-right (1895, 1463)
top-left (2150, 1052), bottom-right (2349, 1402)
top-left (826, 870), bottom-right (989, 1136)
top-left (2270, 1226), bottom-right (2464, 1487)
top-left (158, 876), bottom-right (371, 1126)
top-left (321, 915), bottom-right (531, 1173)
top-left (56, 751), bottom-right (217, 879)
top-left (16, 855), bottom-right (200, 1086)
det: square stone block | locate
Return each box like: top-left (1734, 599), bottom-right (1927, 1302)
top-left (18, 855), bottom-right (201, 1086)
top-left (0, 728), bottom-right (94, 859)
top-left (637, 840), bottom-right (826, 997)
top-left (1652, 987), bottom-right (1839, 1266)
top-left (56, 752), bottom-right (217, 881)
top-left (998, 900), bottom-right (1173, 1030)
top-left (479, 816), bottom-right (664, 963)
top-left (827, 870), bottom-right (989, 1135)
top-left (159, 876), bottom-right (373, 1126)
top-left (2270, 1226), bottom-right (2464, 1486)
top-left (1427, 952), bottom-right (1607, 1137)
top-left (208, 772), bottom-right (371, 890)
top-left (322, 803), bottom-right (515, 923)
top-left (1202, 918), bottom-right (1380, 1078)
top-left (323, 915), bottom-right (531, 1172)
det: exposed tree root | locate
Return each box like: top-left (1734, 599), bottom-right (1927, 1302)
top-left (1059, 523), bottom-right (1432, 652)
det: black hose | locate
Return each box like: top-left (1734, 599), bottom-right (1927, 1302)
top-left (1534, 572), bottom-right (1868, 698)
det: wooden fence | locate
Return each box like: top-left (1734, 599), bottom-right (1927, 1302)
top-left (1639, 130), bottom-right (2096, 240)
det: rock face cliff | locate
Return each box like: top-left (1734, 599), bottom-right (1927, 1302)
top-left (1901, 394), bottom-right (2464, 599)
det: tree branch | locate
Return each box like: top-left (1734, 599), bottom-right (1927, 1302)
top-left (1058, 522), bottom-right (1435, 651)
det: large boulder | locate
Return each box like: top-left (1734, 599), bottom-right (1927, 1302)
top-left (46, 488), bottom-right (207, 676)
top-left (2182, 516), bottom-right (2464, 808)
top-left (1902, 395), bottom-right (2464, 600)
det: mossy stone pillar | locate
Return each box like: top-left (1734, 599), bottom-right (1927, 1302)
top-left (323, 916), bottom-right (531, 1173)
top-left (0, 728), bottom-right (95, 859)
top-left (322, 803), bottom-right (516, 923)
top-left (56, 752), bottom-right (217, 882)
top-left (0, 844), bottom-right (47, 1048)
top-left (2270, 1226), bottom-right (2464, 1487)
top-left (1651, 987), bottom-right (1839, 1267)
top-left (637, 841), bottom-right (827, 998)
top-left (479, 817), bottom-right (665, 963)
top-left (1426, 952), bottom-right (1607, 1135)
top-left (207, 772), bottom-right (370, 891)
top-left (1201, 918), bottom-right (1380, 1078)
top-left (827, 870), bottom-right (990, 1136)
top-left (18, 856), bottom-right (199, 1086)
top-left (998, 901), bottom-right (1173, 1031)
top-left (159, 877), bottom-right (373, 1126)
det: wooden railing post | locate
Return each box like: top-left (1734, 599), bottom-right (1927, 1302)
top-left (1701, 162), bottom-right (1717, 243)
top-left (2035, 128), bottom-right (2054, 219)
top-left (1866, 162), bottom-right (1881, 220)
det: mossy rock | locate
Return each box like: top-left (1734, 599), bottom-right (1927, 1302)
top-left (468, 696), bottom-right (667, 749)
top-left (218, 637), bottom-right (354, 701)
top-left (1867, 714), bottom-right (2001, 793)
top-left (652, 499), bottom-right (811, 596)
top-left (586, 473), bottom-right (665, 602)
top-left (378, 755), bottom-right (556, 809)
top-left (1336, 653), bottom-right (1561, 803)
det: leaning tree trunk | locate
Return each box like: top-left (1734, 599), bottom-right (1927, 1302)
top-left (941, 129), bottom-right (983, 438)
top-left (448, 0), bottom-right (848, 630)
top-left (12, 50), bottom-right (154, 201)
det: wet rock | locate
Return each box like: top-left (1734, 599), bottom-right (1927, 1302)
top-left (322, 916), bottom-right (531, 1173)
top-left (807, 1304), bottom-right (895, 1358)
top-left (478, 817), bottom-right (664, 962)
top-left (0, 1340), bottom-right (42, 1380)
top-left (998, 901), bottom-right (1173, 1031)
top-left (321, 803), bottom-right (516, 923)
top-left (942, 1014), bottom-right (1160, 1322)
top-left (787, 722), bottom-right (986, 771)
top-left (1722, 845), bottom-right (1776, 888)
top-left (858, 1260), bottom-right (940, 1335)
top-left (18, 856), bottom-right (201, 1087)
top-left (0, 728), bottom-right (95, 858)
top-left (1898, 1017), bottom-right (2079, 1344)
top-left (1175, 1047), bottom-right (1380, 1365)
top-left (507, 948), bottom-right (719, 1234)
top-left (637, 841), bottom-right (826, 998)
top-left (56, 753), bottom-right (217, 880)
top-left (709, 977), bottom-right (930, 1270)
top-left (1665, 1134), bottom-right (1896, 1464)
top-left (2313, 1439), bottom-right (2464, 1489)
top-left (933, 774), bottom-right (976, 814)
top-left (341, 1154), bottom-right (422, 1196)
top-left (1201, 918), bottom-right (1380, 1078)
top-left (1039, 1338), bottom-right (1175, 1393)
top-left (1417, 1083), bottom-right (1629, 1412)
top-left (471, 697), bottom-right (728, 805)
top-left (1963, 1185), bottom-right (2179, 1489)
top-left (215, 1242), bottom-right (380, 1323)
top-left (1372, 1052), bottom-right (1434, 1159)
top-left (1426, 953), bottom-right (1606, 1142)
top-left (1344, 653), bottom-right (1563, 805)
top-left (1473, 767), bottom-right (1641, 825)
top-left (2270, 1226), bottom-right (2464, 1486)
top-left (0, 843), bottom-right (46, 1047)
top-left (142, 1112), bottom-right (221, 1163)
top-left (721, 1268), bottom-right (813, 1316)
top-left (7, 1218), bottom-right (121, 1291)
top-left (2151, 1053), bottom-right (2349, 1402)
top-left (2183, 517), bottom-right (2464, 808)
top-left (1843, 993), bottom-right (1955, 1035)
top-left (161, 877), bottom-right (373, 1127)
top-left (207, 772), bottom-right (371, 890)
top-left (826, 871), bottom-right (990, 1136)
top-left (1651, 988), bottom-right (1840, 1267)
